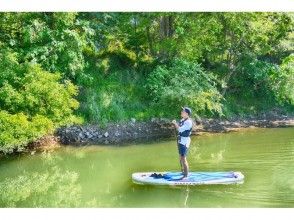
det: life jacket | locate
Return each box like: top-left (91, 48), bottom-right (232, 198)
top-left (178, 118), bottom-right (192, 138)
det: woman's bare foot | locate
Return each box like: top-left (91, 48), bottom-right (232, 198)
top-left (179, 175), bottom-right (188, 180)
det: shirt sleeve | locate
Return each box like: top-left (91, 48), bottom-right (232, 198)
top-left (178, 120), bottom-right (192, 132)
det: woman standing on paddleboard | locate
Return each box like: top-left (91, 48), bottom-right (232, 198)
top-left (172, 107), bottom-right (193, 179)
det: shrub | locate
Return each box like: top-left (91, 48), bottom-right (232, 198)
top-left (0, 111), bottom-right (53, 153)
top-left (146, 59), bottom-right (223, 117)
top-left (233, 54), bottom-right (294, 108)
top-left (272, 55), bottom-right (294, 105)
top-left (0, 49), bottom-right (80, 153)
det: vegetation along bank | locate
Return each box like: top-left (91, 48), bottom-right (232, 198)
top-left (0, 12), bottom-right (293, 154)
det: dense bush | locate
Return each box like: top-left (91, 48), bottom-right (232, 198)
top-left (0, 49), bottom-right (80, 153)
top-left (146, 59), bottom-right (223, 117)
top-left (77, 69), bottom-right (149, 124)
top-left (272, 55), bottom-right (294, 105)
top-left (221, 54), bottom-right (294, 116)
top-left (0, 13), bottom-right (94, 82)
top-left (0, 111), bottom-right (53, 153)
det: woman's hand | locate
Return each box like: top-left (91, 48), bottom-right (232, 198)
top-left (172, 120), bottom-right (179, 129)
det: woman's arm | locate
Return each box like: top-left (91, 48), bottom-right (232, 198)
top-left (172, 120), bottom-right (179, 129)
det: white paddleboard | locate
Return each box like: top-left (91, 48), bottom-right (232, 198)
top-left (132, 171), bottom-right (244, 186)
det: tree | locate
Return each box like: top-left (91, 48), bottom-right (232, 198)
top-left (146, 59), bottom-right (223, 117)
top-left (0, 12), bottom-right (95, 82)
top-left (0, 48), bottom-right (80, 153)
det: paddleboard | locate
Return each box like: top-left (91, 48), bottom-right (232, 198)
top-left (132, 171), bottom-right (244, 186)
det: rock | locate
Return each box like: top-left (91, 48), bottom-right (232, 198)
top-left (54, 115), bottom-right (294, 146)
top-left (131, 118), bottom-right (136, 123)
top-left (223, 127), bottom-right (229, 132)
top-left (232, 122), bottom-right (241, 127)
top-left (160, 118), bottom-right (169, 123)
top-left (104, 132), bottom-right (109, 138)
top-left (115, 131), bottom-right (120, 137)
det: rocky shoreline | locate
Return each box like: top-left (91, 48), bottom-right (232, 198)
top-left (55, 115), bottom-right (294, 146)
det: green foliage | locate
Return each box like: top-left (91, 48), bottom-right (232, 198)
top-left (77, 69), bottom-right (149, 124)
top-left (146, 59), bottom-right (223, 117)
top-left (0, 12), bottom-right (293, 139)
top-left (0, 48), bottom-right (80, 153)
top-left (78, 12), bottom-right (293, 120)
top-left (232, 55), bottom-right (279, 99)
top-left (0, 111), bottom-right (53, 153)
top-left (237, 54), bottom-right (294, 105)
top-left (0, 12), bottom-right (94, 81)
top-left (271, 55), bottom-right (294, 105)
top-left (221, 53), bottom-right (294, 116)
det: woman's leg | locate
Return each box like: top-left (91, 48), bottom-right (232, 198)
top-left (179, 156), bottom-right (184, 173)
top-left (178, 144), bottom-right (184, 173)
top-left (181, 156), bottom-right (189, 177)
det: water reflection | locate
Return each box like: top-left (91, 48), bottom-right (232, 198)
top-left (0, 154), bottom-right (97, 207)
top-left (211, 150), bottom-right (225, 162)
top-left (184, 186), bottom-right (190, 207)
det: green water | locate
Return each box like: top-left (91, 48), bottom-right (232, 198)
top-left (0, 128), bottom-right (293, 207)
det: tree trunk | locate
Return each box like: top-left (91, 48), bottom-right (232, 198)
top-left (160, 15), bottom-right (174, 39)
top-left (159, 15), bottom-right (174, 60)
top-left (146, 25), bottom-right (154, 57)
top-left (221, 55), bottom-right (236, 97)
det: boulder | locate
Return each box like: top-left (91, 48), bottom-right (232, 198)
top-left (104, 132), bottom-right (109, 138)
top-left (115, 131), bottom-right (120, 137)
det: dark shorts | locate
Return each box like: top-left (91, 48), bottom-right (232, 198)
top-left (178, 144), bottom-right (189, 157)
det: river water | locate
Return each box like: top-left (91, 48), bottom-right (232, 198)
top-left (0, 128), bottom-right (293, 207)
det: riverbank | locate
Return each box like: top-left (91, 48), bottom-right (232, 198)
top-left (55, 115), bottom-right (294, 146)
